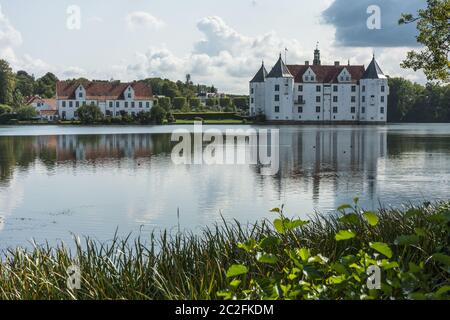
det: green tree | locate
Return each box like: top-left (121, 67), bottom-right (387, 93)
top-left (219, 97), bottom-right (232, 110)
top-left (399, 0), bottom-right (450, 82)
top-left (0, 104), bottom-right (12, 115)
top-left (35, 72), bottom-right (58, 98)
top-left (16, 105), bottom-right (37, 120)
top-left (158, 97), bottom-right (171, 111)
top-left (12, 90), bottom-right (24, 108)
top-left (75, 104), bottom-right (103, 124)
top-left (0, 59), bottom-right (16, 105)
top-left (206, 97), bottom-right (218, 108)
top-left (233, 97), bottom-right (249, 110)
top-left (162, 81), bottom-right (181, 99)
top-left (15, 71), bottom-right (35, 98)
top-left (190, 98), bottom-right (201, 109)
top-left (173, 97), bottom-right (187, 110)
top-left (150, 105), bottom-right (166, 124)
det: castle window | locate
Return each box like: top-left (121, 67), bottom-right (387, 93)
top-left (351, 107), bottom-right (356, 114)
top-left (275, 95), bottom-right (280, 102)
top-left (69, 101), bottom-right (73, 108)
top-left (362, 107), bottom-right (366, 113)
top-left (275, 85), bottom-right (280, 91)
top-left (251, 98), bottom-right (254, 103)
top-left (362, 85), bottom-right (366, 92)
top-left (333, 86), bottom-right (338, 92)
top-left (79, 92), bottom-right (83, 98)
top-left (274, 106), bottom-right (280, 113)
top-left (116, 101), bottom-right (120, 108)
top-left (139, 102), bottom-right (143, 108)
top-left (251, 88), bottom-right (254, 94)
top-left (146, 102), bottom-right (150, 108)
top-left (76, 101), bottom-right (80, 108)
top-left (333, 96), bottom-right (338, 103)
top-left (346, 76), bottom-right (350, 81)
top-left (298, 107), bottom-right (303, 113)
top-left (128, 93), bottom-right (132, 98)
top-left (298, 85), bottom-right (303, 91)
top-left (362, 96), bottom-right (366, 103)
top-left (109, 102), bottom-right (113, 108)
top-left (351, 96), bottom-right (356, 103)
top-left (305, 76), bottom-right (309, 81)
top-left (351, 86), bottom-right (356, 92)
top-left (381, 86), bottom-right (385, 92)
top-left (316, 106), bottom-right (321, 113)
top-left (62, 101), bottom-right (66, 108)
top-left (316, 85), bottom-right (321, 92)
top-left (298, 95), bottom-right (303, 103)
top-left (311, 76), bottom-right (315, 81)
top-left (125, 102), bottom-right (128, 108)
top-left (380, 107), bottom-right (385, 114)
top-left (340, 76), bottom-right (344, 81)
top-left (333, 107), bottom-right (338, 113)
top-left (381, 96), bottom-right (385, 103)
top-left (316, 96), bottom-right (321, 103)
top-left (131, 102), bottom-right (135, 108)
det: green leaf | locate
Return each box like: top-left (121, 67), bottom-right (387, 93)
top-left (270, 208), bottom-right (280, 213)
top-left (287, 219), bottom-right (310, 229)
top-left (394, 234), bottom-right (420, 246)
top-left (414, 228), bottom-right (426, 237)
top-left (338, 213), bottom-right (359, 225)
top-left (298, 248), bottom-right (310, 262)
top-left (259, 236), bottom-right (281, 250)
top-left (335, 230), bottom-right (356, 241)
top-left (257, 253), bottom-right (278, 264)
top-left (273, 219), bottom-right (286, 234)
top-left (326, 274), bottom-right (346, 285)
top-left (229, 279), bottom-right (241, 288)
top-left (432, 253), bottom-right (450, 266)
top-left (370, 242), bottom-right (393, 259)
top-left (337, 204), bottom-right (352, 211)
top-left (226, 264), bottom-right (248, 278)
top-left (434, 285), bottom-right (450, 298)
top-left (405, 208), bottom-right (421, 219)
top-left (237, 238), bottom-right (257, 252)
top-left (363, 211), bottom-right (379, 226)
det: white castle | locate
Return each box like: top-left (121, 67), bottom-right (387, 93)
top-left (249, 47), bottom-right (389, 123)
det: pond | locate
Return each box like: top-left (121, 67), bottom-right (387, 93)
top-left (0, 124), bottom-right (449, 249)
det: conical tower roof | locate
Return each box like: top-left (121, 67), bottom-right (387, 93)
top-left (267, 54), bottom-right (293, 78)
top-left (362, 56), bottom-right (386, 79)
top-left (250, 62), bottom-right (268, 83)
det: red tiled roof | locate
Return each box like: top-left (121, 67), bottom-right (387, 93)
top-left (40, 109), bottom-right (58, 116)
top-left (56, 80), bottom-right (153, 101)
top-left (287, 65), bottom-right (365, 83)
top-left (26, 96), bottom-right (57, 110)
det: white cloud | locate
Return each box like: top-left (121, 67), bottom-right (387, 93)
top-left (125, 12), bottom-right (164, 30)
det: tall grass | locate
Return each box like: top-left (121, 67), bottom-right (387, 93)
top-left (0, 201), bottom-right (448, 300)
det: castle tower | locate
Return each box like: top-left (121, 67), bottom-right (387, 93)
top-left (313, 43), bottom-right (321, 66)
top-left (264, 54), bottom-right (294, 121)
top-left (360, 55), bottom-right (389, 123)
top-left (249, 61), bottom-right (268, 116)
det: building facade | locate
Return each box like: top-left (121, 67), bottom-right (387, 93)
top-left (250, 48), bottom-right (389, 123)
top-left (56, 80), bottom-right (154, 120)
top-left (26, 96), bottom-right (58, 121)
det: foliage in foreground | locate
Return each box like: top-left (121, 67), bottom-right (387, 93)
top-left (0, 201), bottom-right (449, 300)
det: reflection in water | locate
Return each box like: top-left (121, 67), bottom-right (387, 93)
top-left (0, 125), bottom-right (449, 249)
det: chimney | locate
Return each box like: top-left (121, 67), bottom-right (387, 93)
top-left (305, 61), bottom-right (309, 66)
top-left (334, 61), bottom-right (340, 66)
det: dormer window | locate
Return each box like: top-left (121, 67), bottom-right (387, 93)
top-left (79, 92), bottom-right (83, 98)
top-left (128, 93), bottom-right (132, 98)
top-left (311, 76), bottom-right (315, 81)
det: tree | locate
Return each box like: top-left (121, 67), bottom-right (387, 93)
top-left (0, 104), bottom-right (12, 115)
top-left (16, 105), bottom-right (37, 120)
top-left (16, 71), bottom-right (35, 97)
top-left (399, 0), bottom-right (450, 82)
top-left (75, 104), bottom-right (103, 124)
top-left (0, 59), bottom-right (16, 105)
top-left (12, 90), bottom-right (24, 109)
top-left (162, 81), bottom-right (180, 99)
top-left (173, 97), bottom-right (187, 110)
top-left (35, 72), bottom-right (58, 98)
top-left (219, 97), bottom-right (232, 110)
top-left (150, 105), bottom-right (166, 124)
top-left (233, 97), bottom-right (249, 110)
top-left (206, 97), bottom-right (218, 108)
top-left (158, 97), bottom-right (171, 111)
top-left (137, 111), bottom-right (152, 124)
top-left (190, 98), bottom-right (201, 109)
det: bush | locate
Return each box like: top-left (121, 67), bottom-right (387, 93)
top-left (0, 104), bottom-right (12, 115)
top-left (75, 104), bottom-right (103, 124)
top-left (150, 105), bottom-right (166, 124)
top-left (16, 105), bottom-right (37, 120)
top-left (172, 97), bottom-right (187, 110)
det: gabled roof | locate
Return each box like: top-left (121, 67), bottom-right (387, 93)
top-left (26, 96), bottom-right (57, 110)
top-left (287, 65), bottom-right (365, 83)
top-left (56, 80), bottom-right (153, 101)
top-left (250, 63), bottom-right (268, 83)
top-left (267, 55), bottom-right (293, 78)
top-left (362, 57), bottom-right (386, 79)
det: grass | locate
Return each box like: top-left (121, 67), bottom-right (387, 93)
top-left (0, 201), bottom-right (448, 300)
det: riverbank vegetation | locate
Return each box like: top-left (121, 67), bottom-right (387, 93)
top-left (0, 201), bottom-right (448, 300)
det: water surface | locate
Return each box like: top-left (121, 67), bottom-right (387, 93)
top-left (0, 124), bottom-right (449, 249)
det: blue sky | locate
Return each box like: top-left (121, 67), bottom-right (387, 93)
top-left (0, 0), bottom-right (425, 93)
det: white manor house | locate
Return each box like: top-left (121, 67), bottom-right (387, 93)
top-left (249, 47), bottom-right (389, 123)
top-left (56, 80), bottom-right (154, 120)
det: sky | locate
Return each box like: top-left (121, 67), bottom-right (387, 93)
top-left (0, 0), bottom-right (426, 94)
